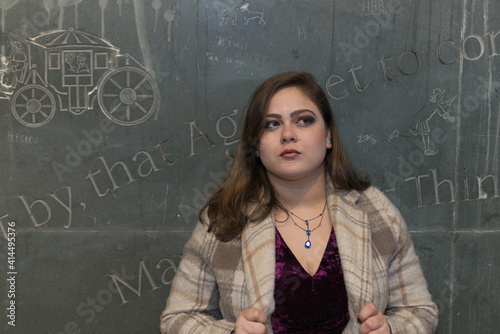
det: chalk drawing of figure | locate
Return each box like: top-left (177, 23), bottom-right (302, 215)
top-left (76, 52), bottom-right (89, 73)
top-left (240, 3), bottom-right (265, 25)
top-left (0, 56), bottom-right (15, 99)
top-left (8, 41), bottom-right (27, 73)
top-left (389, 88), bottom-right (456, 156)
top-left (0, 42), bottom-right (27, 98)
top-left (65, 53), bottom-right (77, 72)
top-left (220, 4), bottom-right (238, 26)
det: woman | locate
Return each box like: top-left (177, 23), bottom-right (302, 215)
top-left (160, 71), bottom-right (438, 334)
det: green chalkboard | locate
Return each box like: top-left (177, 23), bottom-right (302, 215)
top-left (1, 0), bottom-right (499, 333)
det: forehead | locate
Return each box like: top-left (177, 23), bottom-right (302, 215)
top-left (267, 86), bottom-right (318, 114)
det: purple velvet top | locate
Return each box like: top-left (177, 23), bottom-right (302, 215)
top-left (272, 227), bottom-right (350, 334)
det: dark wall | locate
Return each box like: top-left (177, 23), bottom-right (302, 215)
top-left (1, 0), bottom-right (499, 333)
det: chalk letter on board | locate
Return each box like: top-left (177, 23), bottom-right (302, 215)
top-left (187, 121), bottom-right (216, 158)
top-left (430, 168), bottom-right (455, 204)
top-left (156, 258), bottom-right (178, 285)
top-left (18, 196), bottom-right (52, 227)
top-left (97, 157), bottom-right (136, 191)
top-left (217, 110), bottom-right (240, 146)
top-left (476, 175), bottom-right (499, 199)
top-left (437, 40), bottom-right (458, 66)
top-left (155, 140), bottom-right (178, 166)
top-left (405, 173), bottom-right (430, 207)
top-left (107, 260), bottom-right (160, 304)
top-left (48, 186), bottom-right (73, 228)
top-left (488, 31), bottom-right (500, 57)
top-left (326, 75), bottom-right (349, 100)
top-left (348, 65), bottom-right (369, 92)
top-left (462, 174), bottom-right (471, 201)
top-left (462, 34), bottom-right (485, 61)
top-left (133, 151), bottom-right (161, 177)
top-left (379, 56), bottom-right (397, 82)
top-left (397, 51), bottom-right (420, 76)
top-left (86, 169), bottom-right (110, 197)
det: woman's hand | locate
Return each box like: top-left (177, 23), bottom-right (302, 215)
top-left (358, 302), bottom-right (391, 334)
top-left (234, 307), bottom-right (267, 334)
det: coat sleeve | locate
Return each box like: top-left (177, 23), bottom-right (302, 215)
top-left (160, 221), bottom-right (235, 334)
top-left (371, 188), bottom-right (439, 333)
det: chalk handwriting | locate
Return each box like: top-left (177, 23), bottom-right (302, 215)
top-left (147, 186), bottom-right (169, 224)
top-left (357, 134), bottom-right (377, 145)
top-left (363, 0), bottom-right (389, 16)
top-left (7, 131), bottom-right (40, 145)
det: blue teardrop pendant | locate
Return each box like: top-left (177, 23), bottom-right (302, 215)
top-left (305, 240), bottom-right (311, 248)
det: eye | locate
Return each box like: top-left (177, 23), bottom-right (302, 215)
top-left (265, 120), bottom-right (280, 129)
top-left (297, 116), bottom-right (315, 126)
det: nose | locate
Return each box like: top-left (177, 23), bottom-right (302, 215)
top-left (281, 123), bottom-right (297, 143)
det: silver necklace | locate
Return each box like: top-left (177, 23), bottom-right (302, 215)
top-left (284, 199), bottom-right (327, 249)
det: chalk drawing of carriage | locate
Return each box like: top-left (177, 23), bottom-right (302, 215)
top-left (4, 28), bottom-right (159, 127)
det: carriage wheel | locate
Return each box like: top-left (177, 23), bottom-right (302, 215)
top-left (98, 67), bottom-right (159, 126)
top-left (11, 84), bottom-right (56, 128)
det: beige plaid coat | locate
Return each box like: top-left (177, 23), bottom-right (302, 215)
top-left (161, 185), bottom-right (438, 333)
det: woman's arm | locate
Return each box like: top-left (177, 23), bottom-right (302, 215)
top-left (160, 222), bottom-right (235, 334)
top-left (374, 189), bottom-right (438, 333)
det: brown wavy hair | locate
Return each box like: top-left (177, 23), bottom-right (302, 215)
top-left (200, 71), bottom-right (370, 241)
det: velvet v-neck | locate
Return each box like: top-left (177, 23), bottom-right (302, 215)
top-left (275, 226), bottom-right (332, 277)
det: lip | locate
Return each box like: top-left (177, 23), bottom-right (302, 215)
top-left (280, 148), bottom-right (300, 158)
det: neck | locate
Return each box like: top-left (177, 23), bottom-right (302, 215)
top-left (269, 170), bottom-right (327, 210)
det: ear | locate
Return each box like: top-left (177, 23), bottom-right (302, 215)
top-left (326, 137), bottom-right (332, 149)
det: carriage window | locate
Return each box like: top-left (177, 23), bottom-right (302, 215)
top-left (95, 52), bottom-right (109, 69)
top-left (49, 53), bottom-right (60, 70)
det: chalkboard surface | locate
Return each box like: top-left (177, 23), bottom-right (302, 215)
top-left (1, 1), bottom-right (499, 333)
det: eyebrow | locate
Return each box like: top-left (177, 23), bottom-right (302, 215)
top-left (266, 109), bottom-right (316, 119)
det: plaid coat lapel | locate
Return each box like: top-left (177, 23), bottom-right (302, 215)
top-left (328, 188), bottom-right (373, 332)
top-left (241, 214), bottom-right (276, 325)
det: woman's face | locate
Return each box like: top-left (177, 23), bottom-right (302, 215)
top-left (257, 86), bottom-right (332, 184)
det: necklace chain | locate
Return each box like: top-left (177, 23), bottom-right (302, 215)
top-left (282, 199), bottom-right (327, 249)
top-left (288, 199), bottom-right (327, 223)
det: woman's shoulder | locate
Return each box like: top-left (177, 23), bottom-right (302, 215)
top-left (331, 185), bottom-right (391, 207)
top-left (182, 217), bottom-right (243, 268)
top-left (335, 186), bottom-right (406, 232)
